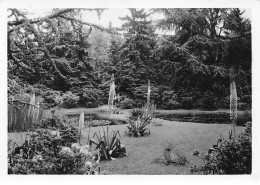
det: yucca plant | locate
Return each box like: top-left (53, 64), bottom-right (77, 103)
top-left (90, 127), bottom-right (126, 160)
top-left (230, 66), bottom-right (237, 138)
top-left (125, 116), bottom-right (152, 137)
top-left (129, 109), bottom-right (144, 121)
top-left (108, 73), bottom-right (116, 114)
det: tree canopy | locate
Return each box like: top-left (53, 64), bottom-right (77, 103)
top-left (8, 8), bottom-right (251, 110)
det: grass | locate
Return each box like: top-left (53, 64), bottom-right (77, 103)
top-left (79, 118), bottom-right (245, 175)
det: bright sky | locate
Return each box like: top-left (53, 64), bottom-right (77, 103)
top-left (24, 8), bottom-right (251, 29)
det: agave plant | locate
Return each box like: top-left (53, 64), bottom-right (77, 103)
top-left (125, 116), bottom-right (152, 137)
top-left (90, 127), bottom-right (126, 160)
top-left (129, 109), bottom-right (144, 121)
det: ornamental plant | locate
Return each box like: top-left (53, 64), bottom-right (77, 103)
top-left (90, 127), bottom-right (127, 160)
top-left (125, 116), bottom-right (152, 137)
top-left (125, 109), bottom-right (152, 137)
top-left (190, 122), bottom-right (252, 174)
top-left (8, 131), bottom-right (101, 174)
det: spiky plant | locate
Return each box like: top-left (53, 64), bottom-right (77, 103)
top-left (125, 116), bottom-right (152, 137)
top-left (129, 109), bottom-right (144, 121)
top-left (90, 127), bottom-right (126, 160)
top-left (108, 73), bottom-right (116, 114)
top-left (230, 66), bottom-right (237, 138)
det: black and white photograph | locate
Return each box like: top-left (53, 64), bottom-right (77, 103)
top-left (1, 0), bottom-right (260, 182)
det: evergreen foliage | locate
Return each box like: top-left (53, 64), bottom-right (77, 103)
top-left (8, 8), bottom-right (251, 110)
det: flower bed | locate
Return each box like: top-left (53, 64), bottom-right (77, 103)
top-left (8, 117), bottom-right (101, 174)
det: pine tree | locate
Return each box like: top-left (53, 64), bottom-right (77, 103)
top-left (116, 9), bottom-right (156, 97)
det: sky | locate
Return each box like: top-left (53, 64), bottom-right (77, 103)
top-left (24, 8), bottom-right (251, 29)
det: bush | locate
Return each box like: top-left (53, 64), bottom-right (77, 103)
top-left (238, 102), bottom-right (248, 111)
top-left (236, 111), bottom-right (252, 126)
top-left (79, 88), bottom-right (100, 108)
top-left (165, 100), bottom-right (180, 110)
top-left (152, 142), bottom-right (188, 166)
top-left (39, 116), bottom-right (80, 146)
top-left (129, 109), bottom-right (144, 120)
top-left (191, 122), bottom-right (252, 174)
top-left (125, 116), bottom-right (152, 137)
top-left (201, 92), bottom-right (217, 110)
top-left (181, 98), bottom-right (193, 109)
top-left (42, 90), bottom-right (62, 108)
top-left (8, 118), bottom-right (102, 174)
top-left (155, 112), bottom-right (231, 124)
top-left (119, 98), bottom-right (135, 109)
top-left (61, 91), bottom-right (80, 108)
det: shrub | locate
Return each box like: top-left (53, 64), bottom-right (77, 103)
top-left (152, 142), bottom-right (188, 166)
top-left (8, 128), bottom-right (101, 174)
top-left (129, 109), bottom-right (144, 120)
top-left (125, 116), bottom-right (152, 137)
top-left (236, 111), bottom-right (252, 126)
top-left (39, 116), bottom-right (80, 147)
top-left (155, 112), bottom-right (231, 124)
top-left (190, 122), bottom-right (252, 174)
top-left (165, 100), bottom-right (180, 110)
top-left (42, 90), bottom-right (62, 108)
top-left (119, 98), bottom-right (135, 109)
top-left (61, 91), bottom-right (80, 108)
top-left (201, 93), bottom-right (217, 110)
top-left (90, 127), bottom-right (127, 160)
top-left (181, 97), bottom-right (193, 109)
top-left (238, 102), bottom-right (248, 111)
top-left (79, 88), bottom-right (100, 108)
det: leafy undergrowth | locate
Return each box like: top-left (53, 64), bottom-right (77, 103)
top-left (8, 116), bottom-right (102, 174)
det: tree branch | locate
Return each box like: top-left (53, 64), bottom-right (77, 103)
top-left (8, 9), bottom-right (74, 26)
top-left (59, 15), bottom-right (120, 35)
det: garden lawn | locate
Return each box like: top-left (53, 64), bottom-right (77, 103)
top-left (80, 118), bottom-right (245, 175)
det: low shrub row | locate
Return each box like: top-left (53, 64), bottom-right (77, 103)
top-left (155, 111), bottom-right (252, 126)
top-left (154, 112), bottom-right (231, 124)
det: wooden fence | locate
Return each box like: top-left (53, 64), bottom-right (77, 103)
top-left (8, 93), bottom-right (45, 132)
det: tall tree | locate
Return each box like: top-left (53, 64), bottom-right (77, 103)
top-left (115, 8), bottom-right (157, 97)
top-left (153, 8), bottom-right (251, 97)
top-left (8, 8), bottom-right (114, 95)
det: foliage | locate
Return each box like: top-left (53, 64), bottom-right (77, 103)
top-left (115, 9), bottom-right (157, 97)
top-left (61, 91), bottom-right (80, 108)
top-left (129, 109), bottom-right (144, 121)
top-left (152, 142), bottom-right (188, 166)
top-left (74, 87), bottom-right (100, 108)
top-left (90, 127), bottom-right (127, 160)
top-left (7, 8), bottom-right (251, 113)
top-left (125, 116), bottom-right (152, 137)
top-left (181, 98), bottom-right (193, 110)
top-left (155, 112), bottom-right (231, 124)
top-left (236, 111), bottom-right (251, 126)
top-left (39, 115), bottom-right (80, 146)
top-left (8, 126), bottom-right (101, 174)
top-left (119, 97), bottom-right (135, 109)
top-left (201, 91), bottom-right (217, 110)
top-left (41, 89), bottom-right (62, 108)
top-left (190, 122), bottom-right (252, 174)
